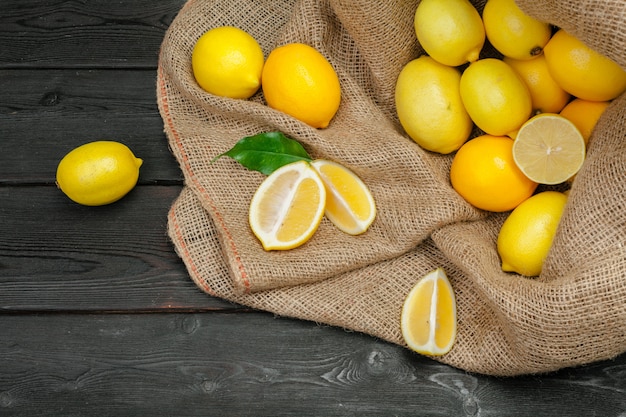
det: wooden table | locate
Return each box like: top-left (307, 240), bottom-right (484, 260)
top-left (1, 1), bottom-right (625, 415)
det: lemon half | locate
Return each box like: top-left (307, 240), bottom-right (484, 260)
top-left (512, 113), bottom-right (586, 185)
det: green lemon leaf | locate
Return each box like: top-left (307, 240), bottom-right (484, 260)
top-left (213, 131), bottom-right (312, 175)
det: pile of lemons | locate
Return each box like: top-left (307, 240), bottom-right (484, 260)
top-left (397, 0), bottom-right (625, 156)
top-left (400, 0), bottom-right (624, 356)
top-left (396, 0), bottom-right (626, 278)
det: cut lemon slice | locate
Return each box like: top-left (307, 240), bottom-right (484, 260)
top-left (512, 113), bottom-right (586, 185)
top-left (401, 268), bottom-right (457, 356)
top-left (310, 159), bottom-right (376, 235)
top-left (249, 160), bottom-right (326, 250)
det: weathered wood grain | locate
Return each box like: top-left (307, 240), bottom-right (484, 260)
top-left (0, 0), bottom-right (187, 69)
top-left (1, 313), bottom-right (624, 417)
top-left (0, 185), bottom-right (233, 312)
top-left (0, 69), bottom-right (181, 184)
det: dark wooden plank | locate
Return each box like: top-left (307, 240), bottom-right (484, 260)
top-left (0, 69), bottom-right (182, 184)
top-left (0, 185), bottom-right (234, 312)
top-left (1, 312), bottom-right (624, 416)
top-left (0, 0), bottom-right (187, 69)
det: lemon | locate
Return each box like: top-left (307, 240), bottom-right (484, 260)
top-left (504, 55), bottom-right (571, 114)
top-left (543, 29), bottom-right (626, 102)
top-left (482, 0), bottom-right (551, 60)
top-left (310, 160), bottom-right (376, 235)
top-left (249, 160), bottom-right (326, 250)
top-left (414, 0), bottom-right (485, 67)
top-left (56, 141), bottom-right (143, 206)
top-left (450, 135), bottom-right (538, 212)
top-left (497, 191), bottom-right (568, 276)
top-left (460, 58), bottom-right (533, 136)
top-left (512, 113), bottom-right (586, 185)
top-left (261, 43), bottom-right (341, 129)
top-left (401, 268), bottom-right (457, 356)
top-left (191, 26), bottom-right (264, 99)
top-left (395, 56), bottom-right (473, 154)
top-left (559, 98), bottom-right (610, 145)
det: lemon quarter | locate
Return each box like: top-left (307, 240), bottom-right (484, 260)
top-left (512, 113), bottom-right (586, 185)
top-left (401, 268), bottom-right (457, 356)
top-left (56, 141), bottom-right (143, 206)
top-left (311, 159), bottom-right (376, 235)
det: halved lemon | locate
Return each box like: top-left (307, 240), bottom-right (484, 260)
top-left (401, 268), bottom-right (457, 356)
top-left (249, 160), bottom-right (326, 250)
top-left (512, 113), bottom-right (586, 185)
top-left (310, 159), bottom-right (376, 235)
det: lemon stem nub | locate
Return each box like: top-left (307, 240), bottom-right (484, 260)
top-left (530, 46), bottom-right (543, 57)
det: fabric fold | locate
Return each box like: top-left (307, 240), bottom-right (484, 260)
top-left (159, 0), bottom-right (626, 375)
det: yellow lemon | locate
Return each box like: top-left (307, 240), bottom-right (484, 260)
top-left (56, 141), bottom-right (143, 206)
top-left (414, 0), bottom-right (485, 67)
top-left (310, 160), bottom-right (376, 235)
top-left (504, 55), bottom-right (571, 114)
top-left (191, 26), bottom-right (264, 99)
top-left (497, 191), bottom-right (568, 276)
top-left (543, 29), bottom-right (626, 101)
top-left (559, 98), bottom-right (610, 145)
top-left (512, 113), bottom-right (586, 185)
top-left (395, 56), bottom-right (473, 154)
top-left (450, 135), bottom-right (538, 212)
top-left (249, 160), bottom-right (326, 250)
top-left (460, 58), bottom-right (533, 136)
top-left (261, 43), bottom-right (341, 129)
top-left (482, 0), bottom-right (551, 60)
top-left (401, 268), bottom-right (457, 356)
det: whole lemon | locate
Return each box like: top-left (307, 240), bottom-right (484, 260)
top-left (450, 135), bottom-right (538, 212)
top-left (559, 98), bottom-right (610, 145)
top-left (191, 26), bottom-right (264, 99)
top-left (497, 191), bottom-right (568, 276)
top-left (261, 43), bottom-right (341, 129)
top-left (543, 29), bottom-right (626, 102)
top-left (482, 0), bottom-right (551, 60)
top-left (504, 55), bottom-right (571, 114)
top-left (56, 141), bottom-right (143, 206)
top-left (395, 56), bottom-right (473, 154)
top-left (460, 58), bottom-right (532, 136)
top-left (414, 0), bottom-right (485, 67)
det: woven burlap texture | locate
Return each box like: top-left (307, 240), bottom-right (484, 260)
top-left (158, 0), bottom-right (626, 376)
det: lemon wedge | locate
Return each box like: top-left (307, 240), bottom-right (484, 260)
top-left (311, 159), bottom-right (376, 235)
top-left (401, 268), bottom-right (457, 356)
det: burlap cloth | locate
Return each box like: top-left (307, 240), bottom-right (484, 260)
top-left (157, 0), bottom-right (626, 376)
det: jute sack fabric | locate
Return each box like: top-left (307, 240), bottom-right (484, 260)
top-left (157, 0), bottom-right (626, 376)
